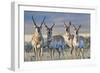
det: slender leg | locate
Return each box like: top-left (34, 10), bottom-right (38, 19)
top-left (71, 47), bottom-right (73, 54)
top-left (70, 47), bottom-right (74, 59)
top-left (50, 49), bottom-right (52, 59)
top-left (83, 49), bottom-right (84, 58)
top-left (48, 47), bottom-right (50, 58)
top-left (58, 48), bottom-right (62, 59)
top-left (80, 49), bottom-right (82, 59)
top-left (59, 51), bottom-right (60, 59)
top-left (78, 48), bottom-right (80, 57)
top-left (78, 48), bottom-right (81, 58)
top-left (39, 47), bottom-right (43, 60)
top-left (53, 49), bottom-right (55, 58)
top-left (71, 45), bottom-right (74, 55)
top-left (32, 47), bottom-right (35, 58)
top-left (40, 46), bottom-right (43, 57)
top-left (38, 48), bottom-right (41, 60)
top-left (34, 47), bottom-right (37, 61)
top-left (51, 49), bottom-right (54, 59)
top-left (33, 47), bottom-right (35, 56)
top-left (70, 40), bottom-right (73, 55)
top-left (81, 48), bottom-right (84, 59)
top-left (75, 47), bottom-right (79, 57)
top-left (62, 48), bottom-right (64, 57)
top-left (58, 49), bottom-right (60, 59)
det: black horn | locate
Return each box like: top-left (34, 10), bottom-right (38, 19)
top-left (64, 22), bottom-right (68, 28)
top-left (51, 23), bottom-right (55, 29)
top-left (72, 24), bottom-right (77, 30)
top-left (40, 16), bottom-right (46, 27)
top-left (44, 22), bottom-right (49, 29)
top-left (77, 25), bottom-right (81, 31)
top-left (69, 21), bottom-right (71, 26)
top-left (32, 16), bottom-right (37, 27)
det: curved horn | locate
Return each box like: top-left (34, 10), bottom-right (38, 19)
top-left (69, 21), bottom-right (71, 26)
top-left (32, 16), bottom-right (37, 27)
top-left (44, 22), bottom-right (49, 29)
top-left (72, 24), bottom-right (77, 30)
top-left (64, 22), bottom-right (68, 28)
top-left (40, 16), bottom-right (46, 27)
top-left (51, 23), bottom-right (55, 29)
top-left (77, 25), bottom-right (81, 31)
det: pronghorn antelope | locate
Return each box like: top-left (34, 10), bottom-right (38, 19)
top-left (64, 21), bottom-right (74, 54)
top-left (44, 23), bottom-right (65, 59)
top-left (72, 24), bottom-right (85, 58)
top-left (31, 16), bottom-right (45, 60)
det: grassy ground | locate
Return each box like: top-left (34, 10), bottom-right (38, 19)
top-left (24, 34), bottom-right (90, 61)
top-left (24, 48), bottom-right (90, 61)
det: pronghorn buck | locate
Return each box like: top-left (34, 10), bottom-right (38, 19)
top-left (44, 23), bottom-right (65, 59)
top-left (64, 21), bottom-right (74, 55)
top-left (31, 16), bottom-right (45, 60)
top-left (72, 24), bottom-right (85, 58)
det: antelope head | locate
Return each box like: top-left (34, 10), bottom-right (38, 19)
top-left (32, 16), bottom-right (46, 33)
top-left (72, 24), bottom-right (81, 42)
top-left (64, 21), bottom-right (72, 40)
top-left (64, 21), bottom-right (71, 33)
top-left (72, 24), bottom-right (81, 35)
top-left (44, 22), bottom-right (55, 41)
top-left (44, 23), bottom-right (55, 36)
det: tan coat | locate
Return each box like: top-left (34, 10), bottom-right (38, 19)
top-left (31, 32), bottom-right (42, 49)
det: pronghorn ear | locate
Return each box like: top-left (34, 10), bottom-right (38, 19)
top-left (51, 23), bottom-right (55, 29)
top-left (32, 16), bottom-right (37, 27)
top-left (41, 16), bottom-right (46, 25)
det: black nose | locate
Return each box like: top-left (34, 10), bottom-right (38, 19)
top-left (76, 31), bottom-right (78, 35)
top-left (66, 29), bottom-right (68, 31)
top-left (38, 29), bottom-right (40, 32)
top-left (48, 31), bottom-right (50, 34)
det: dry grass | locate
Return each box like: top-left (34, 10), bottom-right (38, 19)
top-left (24, 48), bottom-right (90, 61)
top-left (24, 33), bottom-right (90, 61)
